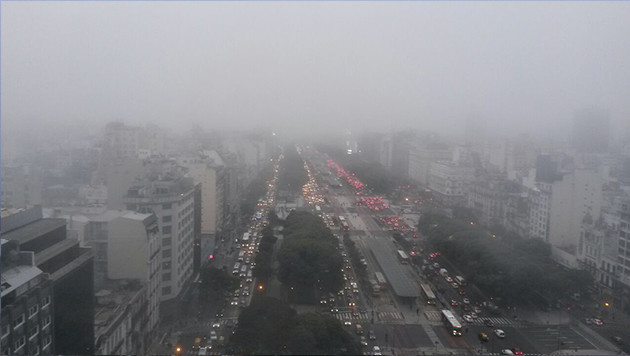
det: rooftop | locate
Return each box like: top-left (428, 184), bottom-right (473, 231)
top-left (94, 279), bottom-right (145, 337)
top-left (365, 238), bottom-right (420, 298)
top-left (1, 265), bottom-right (43, 297)
top-left (1, 218), bottom-right (67, 245)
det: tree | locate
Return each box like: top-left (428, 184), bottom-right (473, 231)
top-left (199, 265), bottom-right (240, 301)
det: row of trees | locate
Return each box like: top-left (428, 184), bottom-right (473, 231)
top-left (277, 211), bottom-right (344, 303)
top-left (278, 145), bottom-right (308, 195)
top-left (419, 211), bottom-right (593, 307)
top-left (252, 226), bottom-right (278, 283)
top-left (229, 296), bottom-right (361, 355)
top-left (342, 233), bottom-right (367, 283)
top-left (198, 265), bottom-right (240, 302)
top-left (241, 164), bottom-right (273, 218)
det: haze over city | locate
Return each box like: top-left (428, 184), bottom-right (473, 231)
top-left (2, 2), bottom-right (630, 140)
top-left (3, 2), bottom-right (630, 356)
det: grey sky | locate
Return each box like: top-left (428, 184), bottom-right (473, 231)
top-left (2, 1), bottom-right (630, 140)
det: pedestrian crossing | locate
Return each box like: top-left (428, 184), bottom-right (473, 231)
top-left (335, 311), bottom-right (404, 321)
top-left (424, 311), bottom-right (522, 327)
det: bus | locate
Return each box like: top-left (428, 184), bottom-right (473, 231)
top-left (397, 250), bottom-right (409, 264)
top-left (420, 283), bottom-right (437, 305)
top-left (441, 310), bottom-right (463, 336)
top-left (375, 272), bottom-right (387, 288)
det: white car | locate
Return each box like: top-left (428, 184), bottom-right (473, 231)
top-left (463, 298), bottom-right (470, 304)
top-left (494, 329), bottom-right (506, 339)
top-left (210, 331), bottom-right (218, 341)
top-left (344, 320), bottom-right (352, 326)
top-left (373, 346), bottom-right (382, 355)
top-left (212, 321), bottom-right (221, 328)
top-left (462, 314), bottom-right (473, 323)
top-left (501, 349), bottom-right (514, 355)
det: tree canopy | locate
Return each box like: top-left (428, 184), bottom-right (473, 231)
top-left (277, 211), bottom-right (344, 301)
top-left (230, 297), bottom-right (360, 355)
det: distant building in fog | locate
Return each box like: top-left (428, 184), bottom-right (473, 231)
top-left (0, 164), bottom-right (43, 209)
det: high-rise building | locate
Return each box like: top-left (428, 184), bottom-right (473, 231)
top-left (123, 160), bottom-right (195, 302)
top-left (0, 164), bottom-right (43, 209)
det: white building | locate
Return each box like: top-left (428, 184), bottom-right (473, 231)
top-left (123, 162), bottom-right (195, 301)
top-left (407, 144), bottom-right (452, 186)
top-left (427, 160), bottom-right (473, 207)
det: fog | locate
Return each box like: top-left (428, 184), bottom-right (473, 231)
top-left (2, 1), bottom-right (630, 139)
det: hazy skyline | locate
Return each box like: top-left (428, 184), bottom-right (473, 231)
top-left (2, 2), bottom-right (630, 141)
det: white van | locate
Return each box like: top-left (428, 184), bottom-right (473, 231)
top-left (439, 268), bottom-right (448, 277)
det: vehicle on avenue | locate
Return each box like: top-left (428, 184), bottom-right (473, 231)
top-left (360, 336), bottom-right (368, 346)
top-left (478, 332), bottom-right (489, 342)
top-left (445, 276), bottom-right (454, 283)
top-left (501, 350), bottom-right (514, 355)
top-left (593, 318), bottom-right (604, 326)
top-left (462, 314), bottom-right (473, 323)
top-left (494, 329), bottom-right (506, 338)
top-left (344, 320), bottom-right (352, 326)
top-left (451, 300), bottom-right (460, 306)
top-left (369, 330), bottom-right (376, 340)
top-left (212, 321), bottom-right (221, 328)
top-left (510, 348), bottom-right (523, 355)
top-left (463, 298), bottom-right (470, 304)
top-left (484, 319), bottom-right (494, 327)
top-left (373, 346), bottom-right (382, 355)
top-left (452, 282), bottom-right (459, 289)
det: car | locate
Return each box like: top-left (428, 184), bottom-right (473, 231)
top-left (474, 306), bottom-right (482, 314)
top-left (242, 290), bottom-right (250, 296)
top-left (478, 333), bottom-right (489, 342)
top-left (612, 336), bottom-right (624, 345)
top-left (215, 309), bottom-right (224, 318)
top-left (445, 276), bottom-right (454, 283)
top-left (320, 299), bottom-right (327, 305)
top-left (452, 282), bottom-right (459, 289)
top-left (463, 298), bottom-right (470, 304)
top-left (484, 319), bottom-right (494, 327)
top-left (230, 298), bottom-right (239, 306)
top-left (593, 318), bottom-right (604, 326)
top-left (510, 348), bottom-right (523, 355)
top-left (210, 331), bottom-right (218, 341)
top-left (451, 300), bottom-right (460, 306)
top-left (433, 263), bottom-right (440, 269)
top-left (470, 312), bottom-right (478, 319)
top-left (373, 346), bottom-right (382, 355)
top-left (462, 305), bottom-right (471, 312)
top-left (369, 330), bottom-right (376, 340)
top-left (330, 307), bottom-right (339, 314)
top-left (344, 320), bottom-right (352, 326)
top-left (500, 350), bottom-right (514, 355)
top-left (462, 314), bottom-right (473, 323)
top-left (360, 336), bottom-right (368, 346)
top-left (494, 329), bottom-right (506, 338)
top-left (212, 321), bottom-right (221, 328)
top-left (459, 289), bottom-right (467, 296)
top-left (584, 318), bottom-right (593, 325)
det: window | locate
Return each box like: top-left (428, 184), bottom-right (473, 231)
top-left (41, 296), bottom-right (51, 308)
top-left (2, 323), bottom-right (9, 338)
top-left (14, 336), bottom-right (25, 351)
top-left (162, 203), bottom-right (172, 209)
top-left (162, 249), bottom-right (171, 258)
top-left (162, 215), bottom-right (172, 223)
top-left (43, 335), bottom-right (52, 348)
top-left (162, 273), bottom-right (171, 281)
top-left (13, 314), bottom-right (25, 328)
top-left (28, 326), bottom-right (39, 339)
top-left (29, 304), bottom-right (38, 318)
top-left (162, 226), bottom-right (172, 234)
top-left (162, 238), bottom-right (171, 246)
top-left (162, 261), bottom-right (171, 270)
top-left (43, 316), bottom-right (51, 328)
